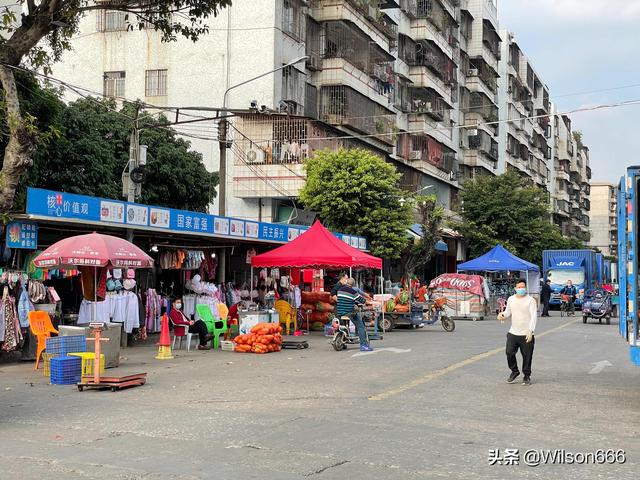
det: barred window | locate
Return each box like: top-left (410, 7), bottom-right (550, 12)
top-left (282, 0), bottom-right (306, 41)
top-left (103, 71), bottom-right (126, 98)
top-left (96, 10), bottom-right (127, 32)
top-left (145, 69), bottom-right (168, 96)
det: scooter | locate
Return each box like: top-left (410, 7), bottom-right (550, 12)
top-left (330, 307), bottom-right (369, 351)
top-left (422, 297), bottom-right (456, 332)
top-left (582, 289), bottom-right (612, 325)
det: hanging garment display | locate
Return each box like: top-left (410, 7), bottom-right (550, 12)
top-left (79, 266), bottom-right (107, 301)
top-left (1, 286), bottom-right (21, 352)
top-left (17, 282), bottom-right (34, 328)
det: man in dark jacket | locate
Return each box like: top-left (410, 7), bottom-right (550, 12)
top-left (540, 279), bottom-right (552, 317)
top-left (560, 280), bottom-right (578, 316)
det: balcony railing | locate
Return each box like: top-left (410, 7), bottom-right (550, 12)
top-left (320, 85), bottom-right (395, 146)
top-left (408, 87), bottom-right (448, 121)
top-left (410, 40), bottom-right (457, 84)
top-left (469, 130), bottom-right (499, 160)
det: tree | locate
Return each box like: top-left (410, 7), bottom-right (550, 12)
top-left (12, 94), bottom-right (217, 212)
top-left (454, 170), bottom-right (583, 265)
top-left (401, 194), bottom-right (444, 278)
top-left (300, 148), bottom-right (414, 259)
top-left (0, 0), bottom-right (231, 214)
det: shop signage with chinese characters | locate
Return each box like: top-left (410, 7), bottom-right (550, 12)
top-left (25, 188), bottom-right (368, 249)
top-left (5, 221), bottom-right (38, 249)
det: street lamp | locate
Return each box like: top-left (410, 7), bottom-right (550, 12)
top-left (218, 55), bottom-right (309, 216)
top-left (417, 185), bottom-right (434, 193)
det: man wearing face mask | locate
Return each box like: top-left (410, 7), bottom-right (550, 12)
top-left (497, 280), bottom-right (537, 386)
top-left (169, 297), bottom-right (212, 350)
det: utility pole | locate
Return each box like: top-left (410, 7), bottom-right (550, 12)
top-left (123, 105), bottom-right (147, 242)
top-left (218, 117), bottom-right (228, 216)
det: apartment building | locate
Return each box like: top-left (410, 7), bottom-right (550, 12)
top-left (497, 30), bottom-right (551, 191)
top-left (456, 0), bottom-right (501, 181)
top-left (49, 0), bottom-right (589, 232)
top-left (549, 104), bottom-right (591, 239)
top-left (51, 0), bottom-right (460, 222)
top-left (588, 183), bottom-right (618, 256)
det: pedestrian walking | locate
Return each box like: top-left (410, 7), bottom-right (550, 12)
top-left (540, 279), bottom-right (552, 317)
top-left (498, 280), bottom-right (537, 386)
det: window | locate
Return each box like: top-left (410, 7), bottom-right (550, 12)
top-left (103, 71), bottom-right (126, 97)
top-left (145, 69), bottom-right (167, 96)
top-left (282, 0), bottom-right (306, 41)
top-left (281, 66), bottom-right (305, 114)
top-left (96, 10), bottom-right (127, 32)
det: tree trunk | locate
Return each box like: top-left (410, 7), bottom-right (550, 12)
top-left (0, 65), bottom-right (37, 214)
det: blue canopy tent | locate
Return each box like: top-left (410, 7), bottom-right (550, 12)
top-left (457, 244), bottom-right (540, 295)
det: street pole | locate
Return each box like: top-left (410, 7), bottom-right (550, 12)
top-left (216, 56), bottom-right (308, 284)
top-left (126, 106), bottom-right (141, 242)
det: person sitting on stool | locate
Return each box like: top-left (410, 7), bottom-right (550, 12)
top-left (169, 297), bottom-right (212, 350)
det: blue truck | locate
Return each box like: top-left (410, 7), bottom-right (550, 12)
top-left (542, 249), bottom-right (597, 307)
top-left (617, 167), bottom-right (640, 365)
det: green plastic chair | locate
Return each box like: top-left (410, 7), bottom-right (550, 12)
top-left (195, 304), bottom-right (227, 349)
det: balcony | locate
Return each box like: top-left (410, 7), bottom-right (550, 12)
top-left (555, 167), bottom-right (570, 182)
top-left (407, 87), bottom-right (449, 121)
top-left (470, 90), bottom-right (498, 117)
top-left (396, 133), bottom-right (457, 180)
top-left (310, 0), bottom-right (395, 51)
top-left (466, 58), bottom-right (498, 101)
top-left (319, 85), bottom-right (395, 146)
top-left (405, 39), bottom-right (457, 86)
top-left (468, 129), bottom-right (499, 161)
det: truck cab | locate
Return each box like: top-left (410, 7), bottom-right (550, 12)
top-left (544, 252), bottom-right (596, 307)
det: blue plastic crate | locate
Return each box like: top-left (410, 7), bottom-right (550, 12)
top-left (50, 356), bottom-right (81, 385)
top-left (46, 335), bottom-right (86, 356)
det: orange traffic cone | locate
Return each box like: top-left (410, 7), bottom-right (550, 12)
top-left (155, 313), bottom-right (174, 360)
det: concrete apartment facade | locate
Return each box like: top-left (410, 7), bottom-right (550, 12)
top-left (49, 0), bottom-right (589, 234)
top-left (589, 183), bottom-right (618, 256)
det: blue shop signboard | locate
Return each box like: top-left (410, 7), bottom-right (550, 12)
top-left (25, 188), bottom-right (367, 249)
top-left (6, 221), bottom-right (38, 249)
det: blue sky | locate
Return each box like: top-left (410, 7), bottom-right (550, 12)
top-left (498, 0), bottom-right (640, 184)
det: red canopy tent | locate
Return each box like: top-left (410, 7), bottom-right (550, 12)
top-left (251, 221), bottom-right (382, 269)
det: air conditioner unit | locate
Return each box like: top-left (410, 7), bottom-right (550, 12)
top-left (468, 128), bottom-right (478, 136)
top-left (468, 68), bottom-right (479, 76)
top-left (308, 55), bottom-right (320, 70)
top-left (409, 151), bottom-right (422, 160)
top-left (245, 148), bottom-right (264, 164)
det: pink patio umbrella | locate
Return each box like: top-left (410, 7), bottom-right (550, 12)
top-left (34, 233), bottom-right (153, 322)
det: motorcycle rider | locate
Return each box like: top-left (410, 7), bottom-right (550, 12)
top-left (336, 278), bottom-right (373, 352)
top-left (560, 280), bottom-right (578, 316)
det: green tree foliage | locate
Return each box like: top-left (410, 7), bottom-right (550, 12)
top-left (402, 194), bottom-right (444, 277)
top-left (0, 1), bottom-right (231, 213)
top-left (300, 148), bottom-right (414, 259)
top-left (6, 83), bottom-right (217, 212)
top-left (454, 170), bottom-right (583, 265)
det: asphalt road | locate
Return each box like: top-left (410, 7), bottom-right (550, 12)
top-left (0, 312), bottom-right (638, 479)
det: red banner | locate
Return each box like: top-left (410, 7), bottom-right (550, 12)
top-left (429, 274), bottom-right (485, 297)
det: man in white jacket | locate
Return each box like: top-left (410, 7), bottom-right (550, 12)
top-left (498, 280), bottom-right (538, 386)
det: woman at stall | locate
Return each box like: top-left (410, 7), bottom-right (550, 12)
top-left (169, 297), bottom-right (212, 350)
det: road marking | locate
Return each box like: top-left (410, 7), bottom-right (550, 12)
top-left (368, 318), bottom-right (578, 401)
top-left (589, 360), bottom-right (613, 374)
top-left (352, 347), bottom-right (412, 358)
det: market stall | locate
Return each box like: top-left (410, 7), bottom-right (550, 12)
top-left (250, 221), bottom-right (383, 335)
top-left (429, 273), bottom-right (489, 320)
top-left (33, 232), bottom-right (154, 355)
top-left (457, 245), bottom-right (540, 312)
